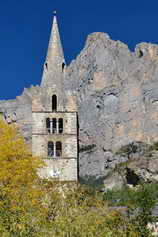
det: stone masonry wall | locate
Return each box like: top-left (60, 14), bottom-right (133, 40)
top-left (32, 134), bottom-right (77, 158)
top-left (38, 159), bottom-right (77, 181)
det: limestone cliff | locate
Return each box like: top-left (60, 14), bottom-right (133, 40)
top-left (65, 32), bottom-right (158, 184)
top-left (1, 32), bottom-right (158, 187)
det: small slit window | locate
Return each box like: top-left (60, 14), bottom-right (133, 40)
top-left (52, 95), bottom-right (57, 111)
top-left (62, 63), bottom-right (65, 72)
top-left (45, 62), bottom-right (48, 70)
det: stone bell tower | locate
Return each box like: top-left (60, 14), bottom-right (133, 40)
top-left (32, 14), bottom-right (78, 181)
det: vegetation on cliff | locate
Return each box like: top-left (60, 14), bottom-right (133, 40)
top-left (104, 184), bottom-right (158, 237)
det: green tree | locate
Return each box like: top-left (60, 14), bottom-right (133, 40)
top-left (131, 185), bottom-right (156, 237)
top-left (104, 184), bottom-right (157, 237)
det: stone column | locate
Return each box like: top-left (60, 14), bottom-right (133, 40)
top-left (50, 119), bottom-right (53, 134)
top-left (56, 119), bottom-right (59, 134)
top-left (54, 142), bottom-right (56, 157)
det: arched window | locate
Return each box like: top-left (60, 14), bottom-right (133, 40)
top-left (52, 95), bottom-right (57, 111)
top-left (46, 118), bottom-right (50, 133)
top-left (58, 118), bottom-right (63, 134)
top-left (52, 118), bottom-right (57, 133)
top-left (56, 141), bottom-right (62, 157)
top-left (48, 141), bottom-right (54, 157)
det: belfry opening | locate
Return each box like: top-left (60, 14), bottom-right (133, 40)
top-left (48, 141), bottom-right (54, 157)
top-left (52, 95), bottom-right (57, 111)
top-left (58, 118), bottom-right (63, 133)
top-left (56, 141), bottom-right (62, 157)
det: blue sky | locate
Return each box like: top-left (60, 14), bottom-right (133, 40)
top-left (0, 0), bottom-right (158, 99)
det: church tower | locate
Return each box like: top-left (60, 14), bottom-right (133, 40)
top-left (32, 14), bottom-right (78, 181)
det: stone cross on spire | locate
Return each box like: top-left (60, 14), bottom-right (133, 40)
top-left (41, 13), bottom-right (66, 87)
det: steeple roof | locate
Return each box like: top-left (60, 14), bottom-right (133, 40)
top-left (41, 14), bottom-right (65, 87)
top-left (46, 14), bottom-right (65, 64)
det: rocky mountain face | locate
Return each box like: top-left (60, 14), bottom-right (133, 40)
top-left (0, 86), bottom-right (40, 144)
top-left (1, 32), bottom-right (158, 188)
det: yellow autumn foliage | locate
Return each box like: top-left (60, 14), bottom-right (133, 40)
top-left (0, 120), bottom-right (140, 237)
top-left (46, 185), bottom-right (140, 237)
top-left (0, 120), bottom-right (47, 236)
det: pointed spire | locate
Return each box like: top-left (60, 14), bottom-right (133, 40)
top-left (41, 13), bottom-right (66, 87)
top-left (46, 12), bottom-right (65, 64)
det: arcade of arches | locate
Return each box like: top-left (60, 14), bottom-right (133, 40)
top-left (46, 118), bottom-right (63, 134)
